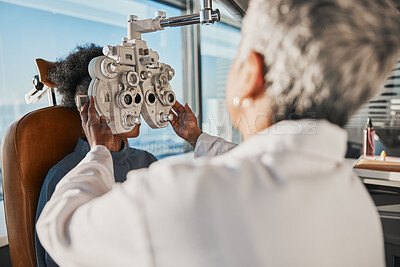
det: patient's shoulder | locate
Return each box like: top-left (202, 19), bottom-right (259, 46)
top-left (40, 152), bottom-right (84, 196)
top-left (50, 151), bottom-right (85, 174)
top-left (126, 147), bottom-right (157, 164)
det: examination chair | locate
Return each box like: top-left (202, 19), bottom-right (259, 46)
top-left (1, 103), bottom-right (84, 265)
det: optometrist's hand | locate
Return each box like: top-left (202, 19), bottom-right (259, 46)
top-left (170, 100), bottom-right (203, 147)
top-left (80, 96), bottom-right (117, 150)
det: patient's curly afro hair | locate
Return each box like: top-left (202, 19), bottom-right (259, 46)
top-left (48, 43), bottom-right (103, 110)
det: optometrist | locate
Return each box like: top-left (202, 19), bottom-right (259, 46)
top-left (37, 0), bottom-right (400, 266)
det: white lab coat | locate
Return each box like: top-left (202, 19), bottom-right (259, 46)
top-left (36, 119), bottom-right (385, 267)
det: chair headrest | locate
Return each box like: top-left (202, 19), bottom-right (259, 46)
top-left (35, 58), bottom-right (56, 88)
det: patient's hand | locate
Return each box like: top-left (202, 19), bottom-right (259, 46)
top-left (80, 97), bottom-right (119, 151)
top-left (170, 101), bottom-right (203, 147)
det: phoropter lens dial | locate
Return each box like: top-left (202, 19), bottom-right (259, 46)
top-left (117, 90), bottom-right (135, 109)
top-left (117, 89), bottom-right (143, 109)
top-left (167, 92), bottom-right (175, 104)
top-left (126, 71), bottom-right (139, 87)
top-left (100, 58), bottom-right (118, 79)
top-left (158, 74), bottom-right (168, 87)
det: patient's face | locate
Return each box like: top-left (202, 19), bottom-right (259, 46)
top-left (116, 124), bottom-right (140, 138)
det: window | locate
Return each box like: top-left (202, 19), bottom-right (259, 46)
top-left (200, 19), bottom-right (241, 143)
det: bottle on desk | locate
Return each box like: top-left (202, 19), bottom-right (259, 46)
top-left (363, 118), bottom-right (375, 157)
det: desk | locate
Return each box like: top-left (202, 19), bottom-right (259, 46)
top-left (357, 166), bottom-right (400, 267)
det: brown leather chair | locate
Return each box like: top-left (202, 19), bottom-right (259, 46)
top-left (1, 106), bottom-right (84, 266)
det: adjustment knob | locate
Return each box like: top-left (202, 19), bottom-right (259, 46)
top-left (103, 45), bottom-right (116, 56)
top-left (32, 75), bottom-right (44, 90)
top-left (124, 114), bottom-right (141, 127)
top-left (158, 74), bottom-right (168, 87)
top-left (167, 68), bottom-right (175, 80)
top-left (155, 11), bottom-right (167, 19)
top-left (159, 112), bottom-right (173, 123)
top-left (140, 71), bottom-right (152, 80)
top-left (128, 15), bottom-right (139, 22)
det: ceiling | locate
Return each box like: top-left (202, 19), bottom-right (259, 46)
top-left (161, 0), bottom-right (400, 24)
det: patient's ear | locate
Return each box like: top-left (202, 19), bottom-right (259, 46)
top-left (241, 50), bottom-right (265, 100)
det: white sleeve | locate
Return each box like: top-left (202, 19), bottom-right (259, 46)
top-left (194, 132), bottom-right (238, 158)
top-left (35, 143), bottom-right (257, 267)
top-left (36, 145), bottom-right (154, 267)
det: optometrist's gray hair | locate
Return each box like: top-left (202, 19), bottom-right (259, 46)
top-left (240, 0), bottom-right (400, 126)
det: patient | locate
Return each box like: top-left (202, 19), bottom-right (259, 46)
top-left (34, 44), bottom-right (157, 267)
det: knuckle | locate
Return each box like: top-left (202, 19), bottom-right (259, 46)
top-left (87, 120), bottom-right (99, 127)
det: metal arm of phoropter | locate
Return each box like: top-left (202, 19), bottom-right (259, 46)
top-left (127, 0), bottom-right (220, 40)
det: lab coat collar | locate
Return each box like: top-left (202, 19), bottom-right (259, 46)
top-left (230, 119), bottom-right (347, 163)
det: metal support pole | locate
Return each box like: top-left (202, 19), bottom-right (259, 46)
top-left (160, 9), bottom-right (220, 28)
top-left (47, 88), bottom-right (57, 106)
